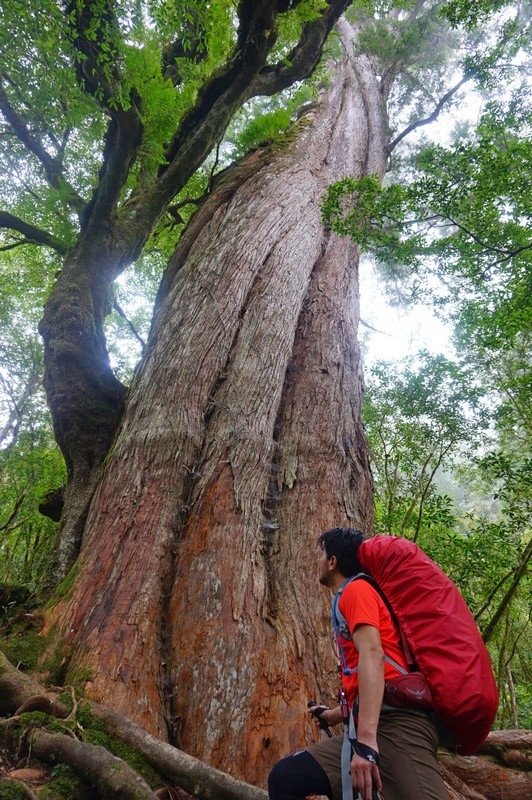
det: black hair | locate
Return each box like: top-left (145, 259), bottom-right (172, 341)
top-left (317, 527), bottom-right (365, 577)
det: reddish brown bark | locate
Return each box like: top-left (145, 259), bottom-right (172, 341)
top-left (1, 652), bottom-right (530, 800)
top-left (43, 23), bottom-right (387, 786)
top-left (440, 735), bottom-right (532, 800)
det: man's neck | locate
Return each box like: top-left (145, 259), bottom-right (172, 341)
top-left (329, 572), bottom-right (350, 593)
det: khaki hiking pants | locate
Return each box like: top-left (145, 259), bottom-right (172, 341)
top-left (306, 710), bottom-right (448, 800)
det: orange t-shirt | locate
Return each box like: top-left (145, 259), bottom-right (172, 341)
top-left (336, 578), bottom-right (408, 706)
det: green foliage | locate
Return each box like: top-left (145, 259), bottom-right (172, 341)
top-left (267, 1), bottom-right (328, 66)
top-left (364, 351), bottom-right (486, 538)
top-left (0, 0), bottom-right (105, 235)
top-left (364, 350), bottom-right (531, 727)
top-left (1, 0), bottom-right (530, 735)
top-left (324, 96), bottom-right (532, 280)
top-left (0, 249), bottom-right (65, 592)
top-left (226, 81), bottom-right (318, 160)
top-left (355, 3), bottom-right (453, 76)
top-left (322, 174), bottom-right (412, 247)
top-left (442, 0), bottom-right (515, 29)
top-left (0, 781), bottom-right (34, 800)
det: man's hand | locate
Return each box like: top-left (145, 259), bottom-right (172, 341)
top-left (308, 703), bottom-right (343, 728)
top-left (351, 742), bottom-right (382, 800)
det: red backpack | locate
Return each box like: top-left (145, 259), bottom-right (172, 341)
top-left (356, 535), bottom-right (499, 755)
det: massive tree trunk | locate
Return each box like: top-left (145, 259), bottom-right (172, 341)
top-left (32, 0), bottom-right (352, 576)
top-left (44, 25), bottom-right (388, 784)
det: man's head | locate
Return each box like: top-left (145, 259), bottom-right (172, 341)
top-left (317, 527), bottom-right (365, 586)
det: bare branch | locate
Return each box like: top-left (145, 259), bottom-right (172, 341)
top-left (445, 216), bottom-right (515, 255)
top-left (0, 239), bottom-right (29, 253)
top-left (474, 567), bottom-right (515, 624)
top-left (0, 211), bottom-right (68, 254)
top-left (387, 76), bottom-right (469, 154)
top-left (0, 493), bottom-right (27, 534)
top-left (113, 299), bottom-right (146, 350)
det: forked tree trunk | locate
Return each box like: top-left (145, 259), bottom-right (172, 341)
top-left (44, 26), bottom-right (388, 784)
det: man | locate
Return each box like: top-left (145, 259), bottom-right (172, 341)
top-left (268, 527), bottom-right (448, 800)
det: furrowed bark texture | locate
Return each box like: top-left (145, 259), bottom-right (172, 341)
top-left (35, 2), bottom-right (353, 577)
top-left (44, 34), bottom-right (389, 785)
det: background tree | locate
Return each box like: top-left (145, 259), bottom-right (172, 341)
top-left (0, 250), bottom-right (65, 591)
top-left (322, 0), bottom-right (531, 736)
top-left (363, 350), bottom-right (531, 728)
top-left (0, 0), bottom-right (531, 797)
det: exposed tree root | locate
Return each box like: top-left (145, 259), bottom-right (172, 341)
top-left (0, 651), bottom-right (267, 799)
top-left (88, 701), bottom-right (268, 800)
top-left (439, 747), bottom-right (532, 800)
top-left (29, 727), bottom-right (160, 800)
top-left (1, 650), bottom-right (531, 800)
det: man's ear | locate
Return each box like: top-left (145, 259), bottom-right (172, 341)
top-left (329, 554), bottom-right (337, 571)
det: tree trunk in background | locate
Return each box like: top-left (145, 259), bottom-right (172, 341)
top-left (44, 25), bottom-right (388, 784)
top-left (39, 243), bottom-right (128, 572)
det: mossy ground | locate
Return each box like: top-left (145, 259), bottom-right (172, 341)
top-left (2, 708), bottom-right (162, 796)
top-left (0, 592), bottom-right (164, 797)
top-left (38, 765), bottom-right (92, 799)
top-left (0, 781), bottom-right (32, 800)
top-left (0, 628), bottom-right (46, 672)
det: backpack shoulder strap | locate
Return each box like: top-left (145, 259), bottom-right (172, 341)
top-left (332, 573), bottom-right (367, 639)
top-left (333, 573), bottom-right (414, 672)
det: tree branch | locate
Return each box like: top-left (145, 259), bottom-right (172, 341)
top-left (473, 567), bottom-right (514, 624)
top-left (387, 76), bottom-right (469, 154)
top-left (0, 80), bottom-right (85, 214)
top-left (0, 211), bottom-right (68, 254)
top-left (64, 0), bottom-right (143, 233)
top-left (113, 299), bottom-right (146, 350)
top-left (117, 1), bottom-right (351, 263)
top-left (65, 0), bottom-right (123, 107)
top-left (248, 0), bottom-right (353, 97)
top-left (412, 439), bottom-right (455, 542)
top-left (481, 537), bottom-right (532, 643)
top-left (0, 493), bottom-right (27, 534)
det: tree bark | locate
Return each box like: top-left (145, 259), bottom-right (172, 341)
top-left (43, 27), bottom-right (388, 785)
top-left (2, 652), bottom-right (530, 800)
top-left (39, 242), bottom-right (129, 569)
top-left (32, 0), bottom-right (353, 576)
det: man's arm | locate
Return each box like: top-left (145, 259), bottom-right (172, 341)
top-left (351, 624), bottom-right (385, 800)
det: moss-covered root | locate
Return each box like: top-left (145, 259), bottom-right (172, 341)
top-left (91, 703), bottom-right (269, 800)
top-left (29, 728), bottom-right (159, 800)
top-left (0, 651), bottom-right (63, 717)
top-left (0, 779), bottom-right (39, 800)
